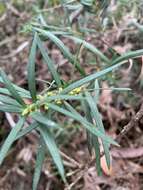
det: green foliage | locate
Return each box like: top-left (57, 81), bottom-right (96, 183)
top-left (28, 32), bottom-right (38, 102)
top-left (0, 117), bottom-right (25, 165)
top-left (0, 1), bottom-right (143, 189)
top-left (32, 137), bottom-right (46, 190)
top-left (0, 3), bottom-right (6, 15)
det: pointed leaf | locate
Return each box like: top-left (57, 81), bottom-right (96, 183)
top-left (36, 35), bottom-right (62, 86)
top-left (0, 95), bottom-right (22, 107)
top-left (112, 49), bottom-right (143, 64)
top-left (32, 137), bottom-right (45, 190)
top-left (62, 61), bottom-right (126, 94)
top-left (85, 92), bottom-right (110, 168)
top-left (31, 112), bottom-right (60, 129)
top-left (0, 104), bottom-right (22, 113)
top-left (0, 70), bottom-right (25, 106)
top-left (65, 36), bottom-right (110, 63)
top-left (92, 135), bottom-right (102, 175)
top-left (28, 32), bottom-right (38, 102)
top-left (0, 117), bottom-right (25, 165)
top-left (0, 76), bottom-right (30, 98)
top-left (16, 122), bottom-right (38, 140)
top-left (94, 79), bottom-right (100, 103)
top-left (81, 100), bottom-right (102, 175)
top-left (48, 103), bottom-right (118, 146)
top-left (44, 94), bottom-right (84, 102)
top-left (38, 125), bottom-right (65, 182)
top-left (34, 27), bottom-right (85, 75)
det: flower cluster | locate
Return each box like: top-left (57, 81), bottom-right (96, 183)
top-left (22, 86), bottom-right (83, 116)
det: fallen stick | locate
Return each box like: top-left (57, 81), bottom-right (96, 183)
top-left (116, 103), bottom-right (143, 143)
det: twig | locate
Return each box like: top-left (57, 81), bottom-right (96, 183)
top-left (65, 173), bottom-right (83, 190)
top-left (5, 112), bottom-right (16, 128)
top-left (116, 103), bottom-right (143, 143)
top-left (0, 13), bottom-right (6, 23)
top-left (0, 36), bottom-right (16, 48)
top-left (60, 150), bottom-right (82, 168)
top-left (6, 2), bottom-right (21, 17)
top-left (0, 41), bottom-right (29, 59)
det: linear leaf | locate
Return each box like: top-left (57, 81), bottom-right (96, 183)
top-left (0, 117), bottom-right (25, 165)
top-left (48, 103), bottom-right (118, 146)
top-left (0, 70), bottom-right (25, 106)
top-left (28, 32), bottom-right (38, 102)
top-left (0, 87), bottom-right (31, 98)
top-left (0, 87), bottom-right (11, 96)
top-left (16, 122), bottom-right (38, 140)
top-left (81, 100), bottom-right (93, 154)
top-left (33, 27), bottom-right (85, 75)
top-left (0, 104), bottom-right (22, 113)
top-left (0, 95), bottom-right (22, 107)
top-left (112, 49), bottom-right (143, 64)
top-left (94, 79), bottom-right (100, 103)
top-left (62, 61), bottom-right (126, 94)
top-left (77, 100), bottom-right (102, 175)
top-left (36, 35), bottom-right (62, 86)
top-left (0, 77), bottom-right (30, 98)
top-left (85, 92), bottom-right (110, 168)
top-left (92, 134), bottom-right (102, 175)
top-left (31, 112), bottom-right (60, 129)
top-left (65, 36), bottom-right (110, 63)
top-left (38, 125), bottom-right (65, 182)
top-left (32, 137), bottom-right (45, 190)
top-left (43, 94), bottom-right (84, 103)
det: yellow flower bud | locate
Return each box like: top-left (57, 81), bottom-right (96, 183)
top-left (69, 87), bottom-right (82, 95)
top-left (47, 91), bottom-right (56, 96)
top-left (69, 91), bottom-right (74, 95)
top-left (44, 104), bottom-right (49, 110)
top-left (37, 95), bottom-right (44, 100)
top-left (58, 87), bottom-right (63, 92)
top-left (22, 107), bottom-right (30, 116)
top-left (55, 99), bottom-right (62, 105)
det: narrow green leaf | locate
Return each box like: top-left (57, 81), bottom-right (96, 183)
top-left (64, 101), bottom-right (80, 115)
top-left (81, 100), bottom-right (102, 175)
top-left (92, 134), bottom-right (102, 175)
top-left (94, 79), bottom-right (100, 103)
top-left (31, 112), bottom-right (60, 129)
top-left (0, 104), bottom-right (22, 113)
top-left (0, 87), bottom-right (31, 98)
top-left (12, 85), bottom-right (31, 98)
top-left (48, 103), bottom-right (118, 146)
top-left (32, 137), bottom-right (45, 190)
top-left (65, 99), bottom-right (108, 172)
top-left (62, 61), bottom-right (126, 94)
top-left (33, 27), bottom-right (85, 75)
top-left (81, 99), bottom-right (93, 154)
top-left (110, 87), bottom-right (131, 91)
top-left (28, 32), bottom-right (38, 102)
top-left (38, 125), bottom-right (65, 182)
top-left (112, 49), bottom-right (143, 64)
top-left (0, 70), bottom-right (25, 106)
top-left (0, 77), bottom-right (30, 98)
top-left (0, 117), bottom-right (25, 165)
top-left (65, 36), bottom-right (110, 63)
top-left (0, 87), bottom-right (11, 96)
top-left (16, 122), bottom-right (38, 140)
top-left (36, 35), bottom-right (62, 86)
top-left (43, 94), bottom-right (84, 103)
top-left (0, 95), bottom-right (22, 107)
top-left (85, 92), bottom-right (110, 168)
